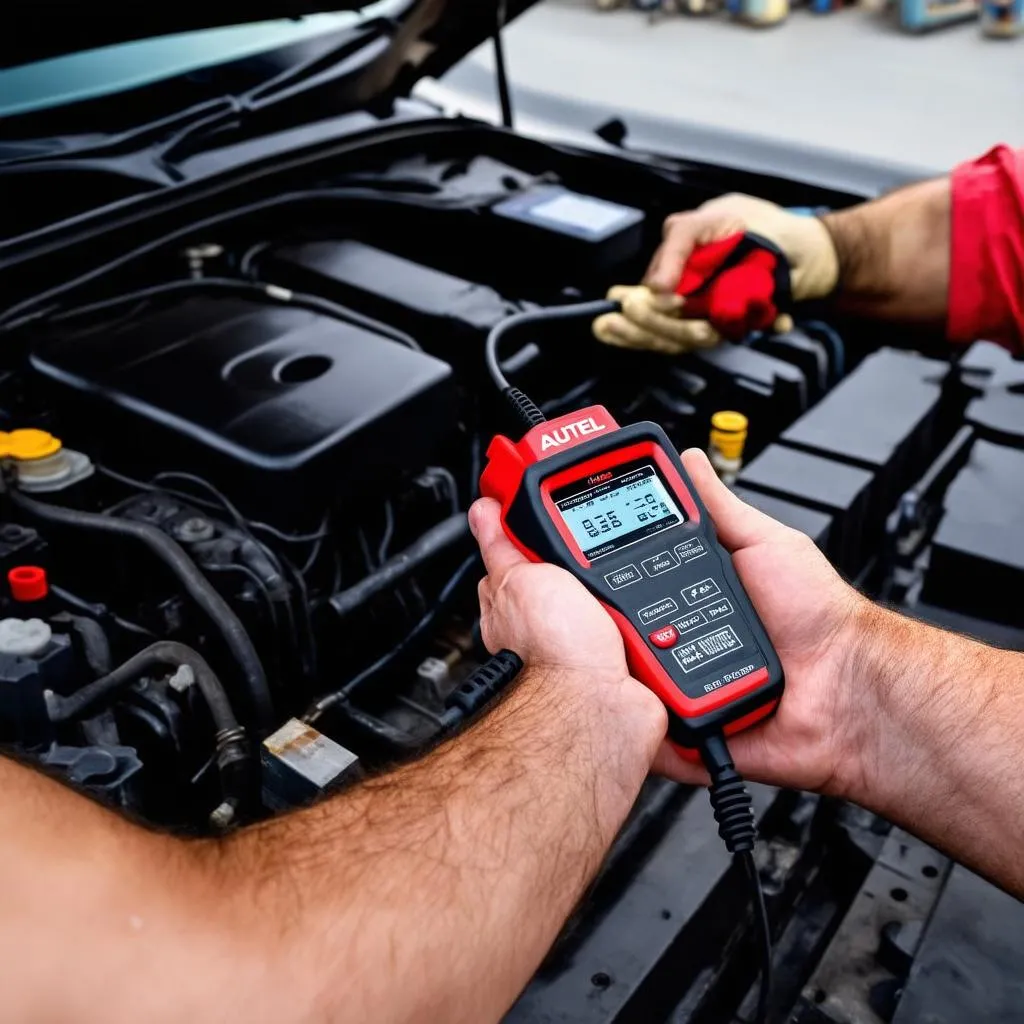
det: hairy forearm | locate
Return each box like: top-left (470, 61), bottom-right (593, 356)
top-left (0, 757), bottom-right (259, 1022)
top-left (839, 604), bottom-right (1024, 895)
top-left (227, 668), bottom-right (663, 1023)
top-left (0, 668), bottom-right (661, 1023)
top-left (821, 177), bottom-right (951, 326)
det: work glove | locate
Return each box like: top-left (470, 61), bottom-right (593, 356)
top-left (593, 194), bottom-right (839, 354)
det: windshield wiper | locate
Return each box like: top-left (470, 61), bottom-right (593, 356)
top-left (0, 19), bottom-right (395, 174)
top-left (0, 97), bottom-right (235, 168)
top-left (157, 27), bottom-right (395, 172)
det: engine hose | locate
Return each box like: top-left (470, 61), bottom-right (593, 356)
top-left (51, 613), bottom-right (113, 677)
top-left (305, 554), bottom-right (479, 722)
top-left (9, 489), bottom-right (273, 731)
top-left (45, 641), bottom-right (252, 813)
top-left (49, 641), bottom-right (230, 725)
top-left (329, 514), bottom-right (470, 618)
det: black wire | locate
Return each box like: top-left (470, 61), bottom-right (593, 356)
top-left (700, 733), bottom-right (772, 1024)
top-left (0, 181), bottom-right (492, 333)
top-left (100, 465), bottom-right (332, 546)
top-left (741, 850), bottom-right (772, 1024)
top-left (299, 534), bottom-right (327, 577)
top-left (149, 472), bottom-right (287, 582)
top-left (377, 501), bottom-right (396, 565)
top-left (42, 276), bottom-right (423, 352)
top-left (493, 0), bottom-right (514, 129)
top-left (203, 562), bottom-right (282, 637)
top-left (50, 584), bottom-right (156, 639)
top-left (484, 300), bottom-right (619, 392)
top-left (238, 240), bottom-right (271, 279)
top-left (304, 554), bottom-right (479, 721)
top-left (11, 487), bottom-right (273, 729)
top-left (279, 554), bottom-right (318, 682)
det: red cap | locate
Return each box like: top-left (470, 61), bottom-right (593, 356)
top-left (9, 566), bottom-right (48, 603)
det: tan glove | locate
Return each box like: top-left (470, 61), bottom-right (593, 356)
top-left (593, 194), bottom-right (839, 354)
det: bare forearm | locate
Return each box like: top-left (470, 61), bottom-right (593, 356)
top-left (0, 667), bottom-right (661, 1023)
top-left (839, 605), bottom-right (1024, 895)
top-left (0, 757), bottom-right (258, 1022)
top-left (821, 177), bottom-right (951, 326)
top-left (230, 668), bottom-right (664, 1023)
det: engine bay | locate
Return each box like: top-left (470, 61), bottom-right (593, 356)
top-left (1, 122), bottom-right (1022, 1022)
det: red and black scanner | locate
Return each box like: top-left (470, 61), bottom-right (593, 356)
top-left (481, 404), bottom-right (784, 751)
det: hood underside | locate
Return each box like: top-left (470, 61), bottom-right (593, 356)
top-left (3, 0), bottom-right (534, 74)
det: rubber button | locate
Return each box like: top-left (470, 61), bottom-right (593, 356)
top-left (648, 624), bottom-right (679, 649)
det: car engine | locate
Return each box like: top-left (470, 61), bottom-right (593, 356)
top-left (1, 123), bottom-right (1022, 1022)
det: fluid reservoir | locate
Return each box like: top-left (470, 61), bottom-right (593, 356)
top-left (708, 411), bottom-right (748, 485)
top-left (0, 429), bottom-right (93, 493)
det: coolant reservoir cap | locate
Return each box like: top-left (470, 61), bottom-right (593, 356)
top-left (0, 429), bottom-right (62, 461)
top-left (709, 410), bottom-right (749, 460)
top-left (0, 617), bottom-right (52, 657)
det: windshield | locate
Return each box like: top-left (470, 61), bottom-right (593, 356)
top-left (0, 4), bottom-right (402, 119)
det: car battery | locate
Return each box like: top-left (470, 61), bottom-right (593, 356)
top-left (489, 185), bottom-right (645, 274)
top-left (779, 348), bottom-right (951, 536)
top-left (922, 440), bottom-right (1024, 627)
top-left (965, 391), bottom-right (1024, 448)
top-left (749, 328), bottom-right (833, 403)
top-left (736, 445), bottom-right (873, 576)
top-left (684, 344), bottom-right (810, 457)
top-left (731, 486), bottom-right (833, 551)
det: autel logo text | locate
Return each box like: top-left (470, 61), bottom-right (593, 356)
top-left (540, 417), bottom-right (607, 451)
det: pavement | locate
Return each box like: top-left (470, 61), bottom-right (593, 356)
top-left (451, 0), bottom-right (1022, 171)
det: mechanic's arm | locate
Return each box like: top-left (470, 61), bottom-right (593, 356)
top-left (656, 450), bottom-right (1024, 898)
top-left (598, 146), bottom-right (1024, 353)
top-left (0, 531), bottom-right (665, 1023)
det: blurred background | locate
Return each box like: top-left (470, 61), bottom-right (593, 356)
top-left (440, 0), bottom-right (1022, 169)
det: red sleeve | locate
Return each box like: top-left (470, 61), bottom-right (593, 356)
top-left (948, 145), bottom-right (1024, 352)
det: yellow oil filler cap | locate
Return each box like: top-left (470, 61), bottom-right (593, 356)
top-left (709, 411), bottom-right (748, 461)
top-left (0, 429), bottom-right (63, 461)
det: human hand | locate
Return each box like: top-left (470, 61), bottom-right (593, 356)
top-left (468, 497), bottom-right (666, 733)
top-left (593, 194), bottom-right (839, 354)
top-left (654, 449), bottom-right (867, 795)
top-left (469, 497), bottom-right (639, 684)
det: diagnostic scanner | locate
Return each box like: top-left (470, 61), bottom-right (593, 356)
top-left (480, 404), bottom-right (784, 751)
top-left (481, 297), bottom-right (784, 1020)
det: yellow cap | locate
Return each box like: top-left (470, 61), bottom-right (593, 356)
top-left (709, 411), bottom-right (748, 460)
top-left (0, 429), bottom-right (63, 461)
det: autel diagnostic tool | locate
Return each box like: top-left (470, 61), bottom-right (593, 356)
top-left (479, 251), bottom-right (790, 1021)
top-left (481, 403), bottom-right (783, 749)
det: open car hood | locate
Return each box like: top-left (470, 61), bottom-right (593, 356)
top-left (3, 0), bottom-right (535, 77)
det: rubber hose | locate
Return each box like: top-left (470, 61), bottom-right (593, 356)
top-left (304, 555), bottom-right (480, 723)
top-left (45, 641), bottom-right (251, 813)
top-left (329, 514), bottom-right (470, 618)
top-left (10, 490), bottom-right (273, 730)
top-left (47, 641), bottom-right (237, 730)
top-left (51, 613), bottom-right (113, 677)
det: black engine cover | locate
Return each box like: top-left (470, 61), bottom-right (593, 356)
top-left (32, 295), bottom-right (455, 519)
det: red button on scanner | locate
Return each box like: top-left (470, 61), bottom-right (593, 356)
top-left (648, 624), bottom-right (679, 649)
